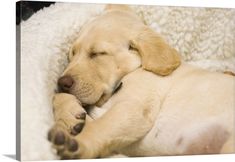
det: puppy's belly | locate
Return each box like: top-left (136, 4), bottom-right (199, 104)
top-left (120, 111), bottom-right (232, 156)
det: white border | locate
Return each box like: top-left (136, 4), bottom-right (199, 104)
top-left (0, 0), bottom-right (234, 161)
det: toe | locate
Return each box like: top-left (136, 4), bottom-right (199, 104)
top-left (67, 139), bottom-right (79, 152)
top-left (54, 131), bottom-right (66, 145)
top-left (70, 123), bottom-right (85, 135)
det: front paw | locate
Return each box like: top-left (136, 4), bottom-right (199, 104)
top-left (48, 110), bottom-right (86, 155)
top-left (48, 123), bottom-right (78, 159)
top-left (48, 93), bottom-right (88, 158)
top-left (49, 126), bottom-right (97, 159)
top-left (52, 93), bottom-right (87, 135)
top-left (49, 110), bottom-right (86, 137)
top-left (56, 133), bottom-right (98, 159)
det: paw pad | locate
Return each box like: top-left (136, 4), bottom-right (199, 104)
top-left (71, 123), bottom-right (85, 135)
top-left (54, 131), bottom-right (65, 145)
top-left (67, 139), bottom-right (79, 152)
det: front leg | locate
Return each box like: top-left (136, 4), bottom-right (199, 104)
top-left (61, 101), bottom-right (158, 159)
top-left (48, 93), bottom-right (92, 158)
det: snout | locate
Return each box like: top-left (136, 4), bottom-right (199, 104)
top-left (57, 75), bottom-right (74, 93)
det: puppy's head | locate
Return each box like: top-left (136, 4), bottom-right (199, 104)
top-left (58, 5), bottom-right (181, 107)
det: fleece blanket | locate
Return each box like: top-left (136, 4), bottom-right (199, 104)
top-left (20, 3), bottom-right (235, 161)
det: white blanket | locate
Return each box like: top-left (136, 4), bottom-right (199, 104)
top-left (20, 3), bottom-right (235, 160)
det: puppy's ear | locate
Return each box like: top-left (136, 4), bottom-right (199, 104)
top-left (105, 4), bottom-right (133, 12)
top-left (130, 27), bottom-right (181, 76)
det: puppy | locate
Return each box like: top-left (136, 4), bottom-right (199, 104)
top-left (48, 5), bottom-right (235, 159)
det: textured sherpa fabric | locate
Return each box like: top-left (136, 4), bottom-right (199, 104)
top-left (21, 3), bottom-right (105, 161)
top-left (133, 5), bottom-right (235, 71)
top-left (20, 3), bottom-right (235, 161)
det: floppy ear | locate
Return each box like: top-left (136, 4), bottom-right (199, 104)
top-left (130, 27), bottom-right (181, 76)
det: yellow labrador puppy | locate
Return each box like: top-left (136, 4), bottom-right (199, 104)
top-left (48, 5), bottom-right (235, 159)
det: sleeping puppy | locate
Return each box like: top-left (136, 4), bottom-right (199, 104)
top-left (48, 5), bottom-right (235, 159)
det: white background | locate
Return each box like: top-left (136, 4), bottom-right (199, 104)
top-left (0, 0), bottom-right (234, 161)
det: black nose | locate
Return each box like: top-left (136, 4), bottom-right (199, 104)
top-left (58, 75), bottom-right (74, 93)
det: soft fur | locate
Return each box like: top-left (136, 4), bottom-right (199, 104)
top-left (21, 3), bottom-right (235, 161)
top-left (48, 5), bottom-right (235, 159)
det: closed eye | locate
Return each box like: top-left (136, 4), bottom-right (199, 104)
top-left (89, 51), bottom-right (107, 58)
